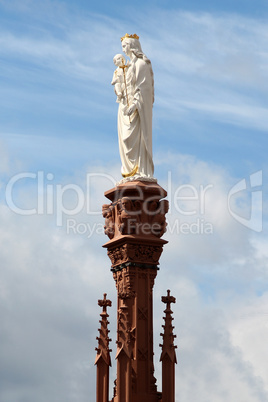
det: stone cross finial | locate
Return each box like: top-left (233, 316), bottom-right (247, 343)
top-left (161, 289), bottom-right (176, 309)
top-left (98, 293), bottom-right (112, 314)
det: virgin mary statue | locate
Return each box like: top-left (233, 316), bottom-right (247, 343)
top-left (114, 34), bottom-right (155, 180)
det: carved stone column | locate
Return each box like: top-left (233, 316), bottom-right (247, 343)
top-left (102, 181), bottom-right (168, 402)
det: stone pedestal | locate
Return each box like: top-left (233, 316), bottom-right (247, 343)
top-left (102, 181), bottom-right (169, 402)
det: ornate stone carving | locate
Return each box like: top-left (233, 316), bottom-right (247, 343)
top-left (95, 293), bottom-right (112, 366)
top-left (113, 267), bottom-right (136, 299)
top-left (102, 193), bottom-right (169, 240)
top-left (102, 203), bottom-right (115, 240)
top-left (118, 197), bottom-right (139, 235)
top-left (108, 243), bottom-right (163, 268)
top-left (160, 290), bottom-right (177, 402)
top-left (150, 199), bottom-right (169, 237)
top-left (116, 301), bottom-right (135, 359)
top-left (95, 294), bottom-right (112, 402)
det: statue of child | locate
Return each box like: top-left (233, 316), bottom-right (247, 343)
top-left (111, 54), bottom-right (127, 103)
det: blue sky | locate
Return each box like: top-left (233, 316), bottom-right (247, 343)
top-left (0, 1), bottom-right (268, 401)
top-left (1, 0), bottom-right (268, 178)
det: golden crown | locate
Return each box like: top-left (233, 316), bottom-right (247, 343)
top-left (121, 33), bottom-right (139, 42)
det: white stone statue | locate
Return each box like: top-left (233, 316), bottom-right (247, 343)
top-left (112, 33), bottom-right (155, 181)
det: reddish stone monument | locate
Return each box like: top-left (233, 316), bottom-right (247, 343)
top-left (95, 180), bottom-right (177, 401)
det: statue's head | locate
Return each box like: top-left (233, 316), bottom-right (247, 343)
top-left (120, 197), bottom-right (132, 212)
top-left (121, 33), bottom-right (142, 57)
top-left (113, 53), bottom-right (126, 67)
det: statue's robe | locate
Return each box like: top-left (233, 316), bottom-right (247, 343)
top-left (118, 56), bottom-right (154, 178)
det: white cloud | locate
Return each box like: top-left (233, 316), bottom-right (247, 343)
top-left (153, 154), bottom-right (268, 400)
top-left (228, 293), bottom-right (268, 388)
